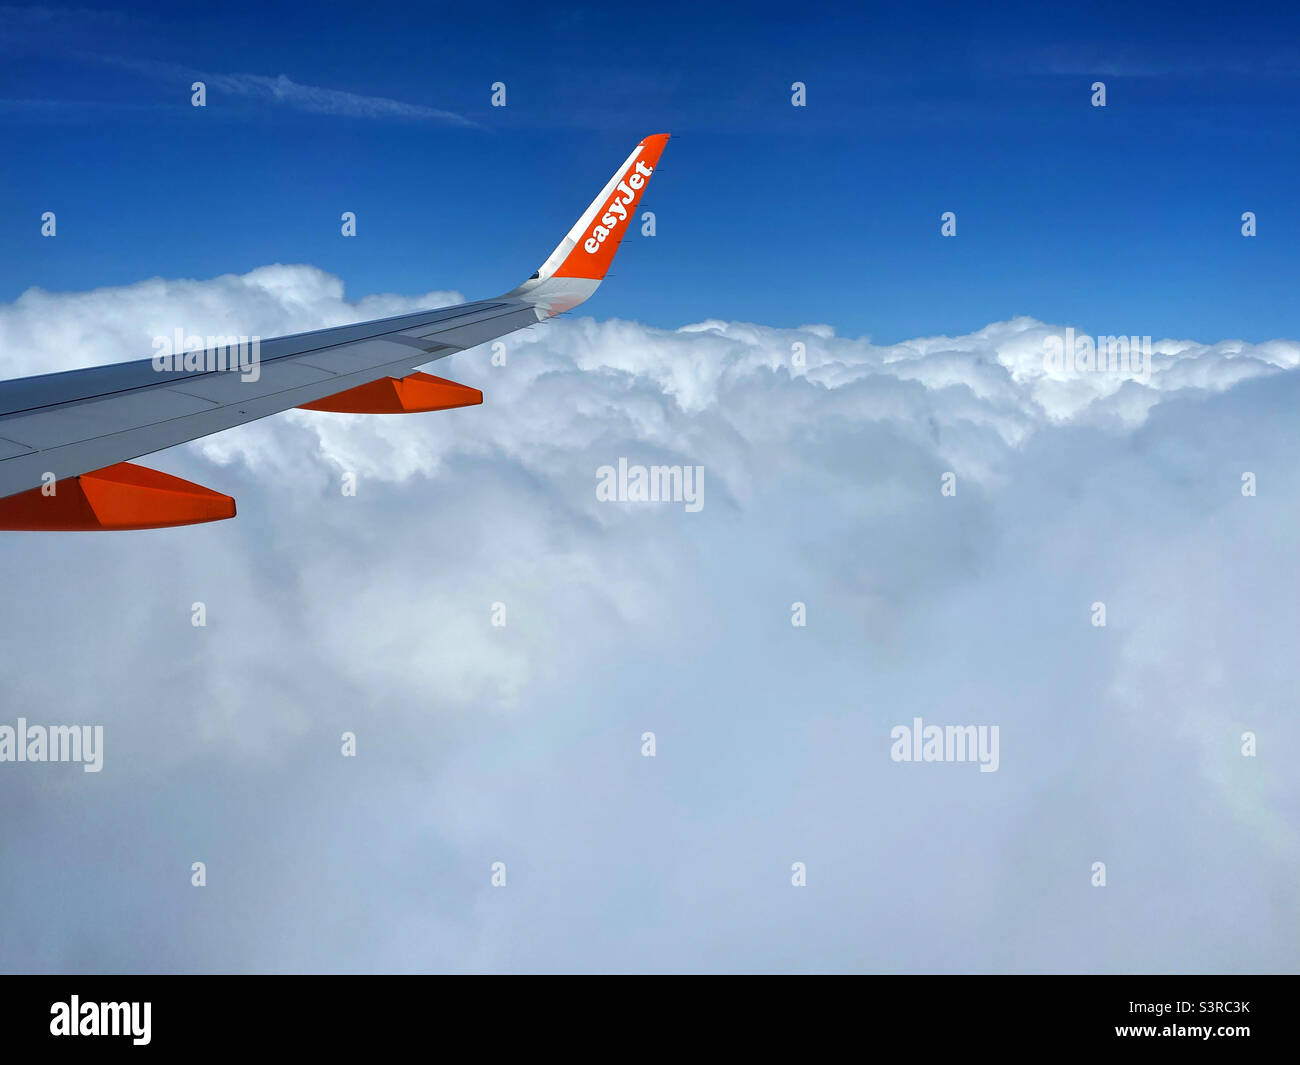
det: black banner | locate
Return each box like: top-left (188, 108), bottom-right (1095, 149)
top-left (0, 976), bottom-right (1287, 1052)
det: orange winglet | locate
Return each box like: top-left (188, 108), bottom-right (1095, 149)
top-left (297, 372), bottom-right (483, 414)
top-left (552, 133), bottom-right (670, 281)
top-left (0, 462), bottom-right (236, 531)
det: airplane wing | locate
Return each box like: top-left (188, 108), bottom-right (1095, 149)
top-left (0, 133), bottom-right (669, 530)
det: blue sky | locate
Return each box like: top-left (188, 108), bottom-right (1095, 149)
top-left (2, 0), bottom-right (1298, 343)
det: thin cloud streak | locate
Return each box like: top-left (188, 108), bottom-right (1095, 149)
top-left (198, 70), bottom-right (478, 126)
top-left (91, 54), bottom-right (480, 126)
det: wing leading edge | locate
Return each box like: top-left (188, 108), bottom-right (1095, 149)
top-left (0, 133), bottom-right (669, 529)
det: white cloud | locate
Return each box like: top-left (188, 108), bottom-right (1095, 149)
top-left (1, 266), bottom-right (1297, 973)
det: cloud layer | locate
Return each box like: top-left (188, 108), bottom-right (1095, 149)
top-left (1, 266), bottom-right (1297, 973)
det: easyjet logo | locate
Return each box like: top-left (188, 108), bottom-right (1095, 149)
top-left (583, 159), bottom-right (654, 253)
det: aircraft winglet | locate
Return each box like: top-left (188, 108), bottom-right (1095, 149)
top-left (509, 134), bottom-right (669, 314)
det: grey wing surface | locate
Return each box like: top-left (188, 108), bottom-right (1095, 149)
top-left (0, 297), bottom-right (538, 498)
